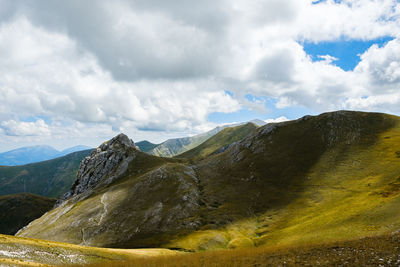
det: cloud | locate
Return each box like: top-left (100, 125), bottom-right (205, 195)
top-left (0, 0), bottom-right (399, 148)
top-left (1, 119), bottom-right (50, 136)
top-left (317, 55), bottom-right (339, 64)
top-left (264, 116), bottom-right (289, 124)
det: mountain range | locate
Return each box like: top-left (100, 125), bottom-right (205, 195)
top-left (136, 119), bottom-right (265, 157)
top-left (16, 111), bottom-right (400, 255)
top-left (0, 145), bottom-right (92, 166)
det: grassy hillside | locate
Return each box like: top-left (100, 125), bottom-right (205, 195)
top-left (2, 232), bottom-right (399, 266)
top-left (149, 126), bottom-right (226, 157)
top-left (17, 111), bottom-right (400, 255)
top-left (136, 141), bottom-right (159, 153)
top-left (0, 234), bottom-right (178, 266)
top-left (0, 194), bottom-right (56, 235)
top-left (169, 111), bottom-right (400, 251)
top-left (176, 123), bottom-right (258, 160)
top-left (0, 150), bottom-right (92, 198)
top-left (88, 232), bottom-right (400, 266)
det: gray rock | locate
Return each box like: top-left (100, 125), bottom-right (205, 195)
top-left (57, 133), bottom-right (138, 205)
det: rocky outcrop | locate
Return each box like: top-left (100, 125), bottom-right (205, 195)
top-left (59, 134), bottom-right (138, 204)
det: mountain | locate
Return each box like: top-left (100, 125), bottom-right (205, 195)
top-left (249, 119), bottom-right (266, 126)
top-left (17, 111), bottom-right (400, 253)
top-left (0, 149), bottom-right (92, 198)
top-left (0, 193), bottom-right (56, 235)
top-left (0, 145), bottom-right (60, 166)
top-left (136, 140), bottom-right (159, 153)
top-left (0, 145), bottom-right (92, 166)
top-left (58, 145), bottom-right (92, 157)
top-left (147, 121), bottom-right (261, 157)
top-left (148, 126), bottom-right (226, 157)
top-left (176, 122), bottom-right (258, 161)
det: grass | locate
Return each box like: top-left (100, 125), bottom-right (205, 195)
top-left (176, 123), bottom-right (258, 161)
top-left (0, 150), bottom-right (92, 198)
top-left (15, 111), bottom-right (400, 259)
top-left (0, 234), bottom-right (179, 266)
top-left (84, 232), bottom-right (400, 266)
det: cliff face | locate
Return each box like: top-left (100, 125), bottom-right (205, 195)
top-left (59, 134), bottom-right (138, 204)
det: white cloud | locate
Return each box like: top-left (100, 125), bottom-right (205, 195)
top-left (1, 119), bottom-right (50, 136)
top-left (264, 116), bottom-right (289, 124)
top-left (0, 0), bottom-right (399, 149)
top-left (317, 55), bottom-right (339, 64)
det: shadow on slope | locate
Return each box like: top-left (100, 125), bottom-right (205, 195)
top-left (17, 111), bottom-right (400, 252)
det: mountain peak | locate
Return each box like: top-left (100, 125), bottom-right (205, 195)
top-left (99, 133), bottom-right (137, 151)
top-left (58, 133), bottom-right (138, 204)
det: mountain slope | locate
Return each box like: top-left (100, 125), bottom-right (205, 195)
top-left (136, 141), bottom-right (159, 153)
top-left (0, 145), bottom-right (91, 166)
top-left (148, 126), bottom-right (226, 157)
top-left (0, 150), bottom-right (92, 198)
top-left (176, 123), bottom-right (258, 160)
top-left (0, 193), bottom-right (56, 235)
top-left (17, 111), bottom-right (400, 252)
top-left (0, 145), bottom-right (60, 166)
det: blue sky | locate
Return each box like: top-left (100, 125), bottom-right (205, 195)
top-left (0, 0), bottom-right (399, 151)
top-left (303, 37), bottom-right (394, 71)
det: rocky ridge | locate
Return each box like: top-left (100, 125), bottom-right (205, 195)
top-left (59, 133), bottom-right (139, 204)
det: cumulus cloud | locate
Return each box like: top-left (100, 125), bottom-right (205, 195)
top-left (1, 119), bottom-right (50, 136)
top-left (0, 0), bottom-right (399, 148)
top-left (264, 116), bottom-right (289, 124)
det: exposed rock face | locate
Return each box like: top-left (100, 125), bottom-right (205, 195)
top-left (59, 134), bottom-right (138, 203)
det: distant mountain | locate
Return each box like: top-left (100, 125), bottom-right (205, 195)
top-left (18, 111), bottom-right (400, 252)
top-left (0, 193), bottom-right (56, 235)
top-left (249, 119), bottom-right (266, 126)
top-left (136, 140), bottom-right (159, 153)
top-left (176, 122), bottom-right (258, 160)
top-left (0, 145), bottom-right (92, 166)
top-left (0, 149), bottom-right (92, 198)
top-left (58, 145), bottom-right (92, 157)
top-left (147, 120), bottom-right (264, 158)
top-left (148, 126), bottom-right (226, 157)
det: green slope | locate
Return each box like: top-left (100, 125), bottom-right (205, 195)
top-left (149, 126), bottom-right (226, 157)
top-left (136, 141), bottom-right (159, 153)
top-left (176, 123), bottom-right (258, 160)
top-left (0, 150), bottom-right (92, 198)
top-left (0, 193), bottom-right (56, 235)
top-left (17, 111), bottom-right (400, 253)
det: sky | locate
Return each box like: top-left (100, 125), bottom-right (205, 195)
top-left (0, 0), bottom-right (400, 151)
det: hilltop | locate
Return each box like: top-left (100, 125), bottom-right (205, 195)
top-left (16, 111), bottom-right (400, 253)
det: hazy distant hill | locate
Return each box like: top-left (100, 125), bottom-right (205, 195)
top-left (0, 149), bottom-right (92, 198)
top-left (0, 193), bottom-right (56, 235)
top-left (18, 111), bottom-right (400, 253)
top-left (0, 145), bottom-right (91, 166)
